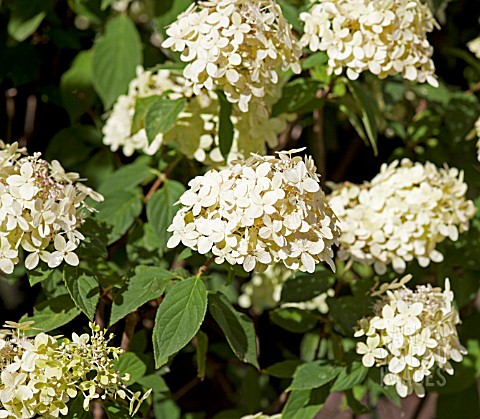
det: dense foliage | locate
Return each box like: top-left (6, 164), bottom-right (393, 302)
top-left (0, 0), bottom-right (479, 418)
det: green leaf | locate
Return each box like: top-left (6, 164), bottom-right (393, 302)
top-left (330, 362), bottom-right (368, 392)
top-left (264, 360), bottom-right (303, 378)
top-left (137, 373), bottom-right (169, 393)
top-left (63, 266), bottom-right (100, 320)
top-left (92, 15), bottom-right (142, 109)
top-left (103, 402), bottom-right (133, 419)
top-left (115, 352), bottom-right (147, 385)
top-left (60, 50), bottom-right (96, 122)
top-left (145, 98), bottom-right (187, 145)
top-left (63, 395), bottom-right (89, 419)
top-left (75, 218), bottom-right (109, 261)
top-left (208, 291), bottom-right (259, 369)
top-left (277, 0), bottom-right (302, 32)
top-left (98, 159), bottom-right (155, 195)
top-left (146, 180), bottom-right (186, 249)
top-left (347, 80), bottom-right (379, 154)
top-left (95, 188), bottom-right (143, 244)
top-left (328, 295), bottom-right (373, 336)
top-left (132, 96), bottom-right (162, 134)
top-left (7, 0), bottom-right (49, 42)
top-left (195, 330), bottom-right (208, 380)
top-left (270, 307), bottom-right (318, 333)
top-left (20, 294), bottom-right (81, 336)
top-left (110, 266), bottom-right (177, 325)
top-left (217, 91), bottom-right (234, 161)
top-left (301, 52), bottom-right (328, 70)
top-left (289, 361), bottom-right (343, 390)
top-left (281, 270), bottom-right (335, 303)
top-left (27, 264), bottom-right (56, 286)
top-left (153, 277), bottom-right (208, 368)
top-left (272, 79), bottom-right (325, 116)
top-left (282, 387), bottom-right (329, 419)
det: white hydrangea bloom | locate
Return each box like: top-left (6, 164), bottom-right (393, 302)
top-left (168, 149), bottom-right (340, 273)
top-left (0, 142), bottom-right (103, 274)
top-left (467, 35), bottom-right (480, 59)
top-left (162, 0), bottom-right (302, 112)
top-left (239, 263), bottom-right (334, 314)
top-left (300, 0), bottom-right (439, 86)
top-left (102, 67), bottom-right (293, 163)
top-left (0, 322), bottom-right (150, 418)
top-left (328, 159), bottom-right (476, 275)
top-left (355, 278), bottom-right (466, 398)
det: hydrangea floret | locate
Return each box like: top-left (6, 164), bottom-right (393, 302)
top-left (0, 142), bottom-right (103, 274)
top-left (238, 263), bottom-right (334, 314)
top-left (355, 278), bottom-right (466, 398)
top-left (102, 67), bottom-right (293, 163)
top-left (300, 0), bottom-right (439, 86)
top-left (0, 322), bottom-right (151, 418)
top-left (328, 159), bottom-right (476, 274)
top-left (167, 149), bottom-right (340, 273)
top-left (161, 0), bottom-right (302, 112)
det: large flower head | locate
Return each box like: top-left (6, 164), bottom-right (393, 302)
top-left (102, 67), bottom-right (293, 163)
top-left (355, 278), bottom-right (466, 398)
top-left (162, 0), bottom-right (302, 112)
top-left (0, 142), bottom-right (103, 273)
top-left (328, 159), bottom-right (476, 274)
top-left (300, 0), bottom-right (438, 85)
top-left (167, 149), bottom-right (340, 273)
top-left (0, 322), bottom-right (150, 418)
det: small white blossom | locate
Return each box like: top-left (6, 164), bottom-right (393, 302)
top-left (355, 278), bottom-right (466, 398)
top-left (467, 35), bottom-right (480, 59)
top-left (300, 0), bottom-right (439, 86)
top-left (162, 0), bottom-right (302, 112)
top-left (0, 142), bottom-right (103, 274)
top-left (328, 159), bottom-right (476, 274)
top-left (168, 149), bottom-right (340, 273)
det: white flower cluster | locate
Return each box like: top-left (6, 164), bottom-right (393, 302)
top-left (300, 0), bottom-right (439, 85)
top-left (355, 278), bottom-right (466, 398)
top-left (238, 264), bottom-right (333, 314)
top-left (0, 142), bottom-right (103, 274)
top-left (168, 149), bottom-right (340, 273)
top-left (102, 67), bottom-right (292, 163)
top-left (162, 0), bottom-right (302, 112)
top-left (328, 159), bottom-right (476, 275)
top-left (0, 322), bottom-right (150, 418)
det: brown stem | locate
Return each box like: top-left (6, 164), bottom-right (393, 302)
top-left (143, 155), bottom-right (184, 204)
top-left (196, 256), bottom-right (216, 278)
top-left (144, 175), bottom-right (164, 204)
top-left (120, 312), bottom-right (140, 351)
top-left (173, 376), bottom-right (201, 401)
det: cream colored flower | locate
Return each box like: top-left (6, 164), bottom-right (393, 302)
top-left (103, 67), bottom-right (293, 164)
top-left (168, 149), bottom-right (340, 273)
top-left (300, 0), bottom-right (439, 86)
top-left (162, 0), bottom-right (302, 112)
top-left (328, 159), bottom-right (476, 274)
top-left (467, 35), bottom-right (480, 59)
top-left (0, 142), bottom-right (102, 273)
top-left (355, 278), bottom-right (466, 398)
top-left (0, 322), bottom-right (150, 418)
